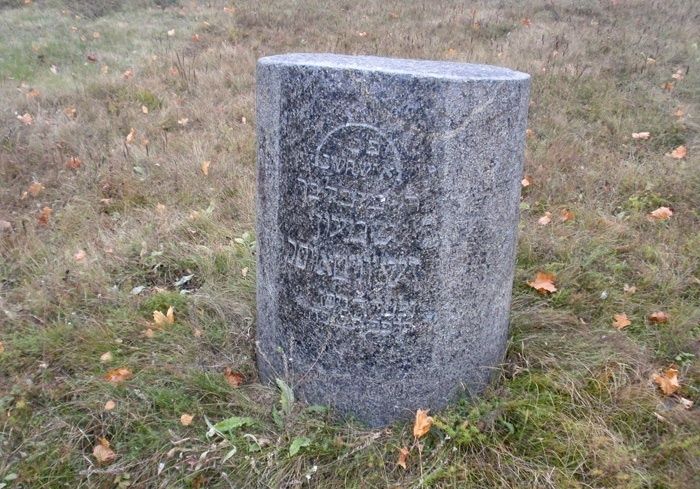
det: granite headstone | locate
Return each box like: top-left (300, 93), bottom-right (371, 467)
top-left (256, 53), bottom-right (530, 427)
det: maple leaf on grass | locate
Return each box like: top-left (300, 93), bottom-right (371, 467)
top-left (224, 367), bottom-right (244, 387)
top-left (648, 311), bottom-right (669, 324)
top-left (153, 306), bottom-right (174, 327)
top-left (612, 313), bottom-right (631, 330)
top-left (93, 438), bottom-right (116, 464)
top-left (669, 145), bottom-right (687, 159)
top-left (652, 367), bottom-right (680, 396)
top-left (413, 409), bottom-right (433, 439)
top-left (180, 413), bottom-right (194, 426)
top-left (37, 207), bottom-right (53, 226)
top-left (397, 447), bottom-right (410, 469)
top-left (104, 367), bottom-right (132, 383)
top-left (648, 207), bottom-right (673, 221)
top-left (527, 272), bottom-right (557, 294)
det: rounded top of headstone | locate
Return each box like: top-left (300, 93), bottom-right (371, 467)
top-left (258, 53), bottom-right (529, 82)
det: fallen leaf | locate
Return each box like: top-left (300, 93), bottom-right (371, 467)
top-left (122, 69), bottom-right (134, 80)
top-left (125, 128), bottom-right (136, 144)
top-left (155, 203), bottom-right (166, 214)
top-left (177, 117), bottom-right (189, 126)
top-left (669, 145), bottom-right (687, 159)
top-left (652, 367), bottom-right (680, 396)
top-left (241, 267), bottom-right (249, 277)
top-left (141, 105), bottom-right (149, 114)
top-left (200, 160), bottom-right (210, 176)
top-left (623, 284), bottom-right (637, 294)
top-left (104, 367), bottom-right (132, 383)
top-left (167, 29), bottom-right (175, 36)
top-left (648, 311), bottom-right (669, 324)
top-left (180, 413), bottom-right (194, 426)
top-left (17, 113), bottom-right (33, 125)
top-left (537, 211), bottom-right (552, 226)
top-left (66, 156), bottom-right (81, 170)
top-left (0, 220), bottom-right (11, 232)
top-left (648, 207), bottom-right (673, 221)
top-left (224, 367), bottom-right (244, 387)
top-left (413, 409), bottom-right (433, 438)
top-left (153, 306), bottom-right (175, 327)
top-left (104, 400), bottom-right (116, 411)
top-left (525, 128), bottom-right (534, 138)
top-left (559, 209), bottom-right (574, 222)
top-left (612, 313), bottom-right (631, 330)
top-left (93, 438), bottom-right (116, 464)
top-left (671, 69), bottom-right (684, 80)
top-left (527, 272), bottom-right (557, 294)
top-left (74, 249), bottom-right (87, 262)
top-left (397, 447), bottom-right (410, 469)
top-left (100, 351), bottom-right (113, 363)
top-left (64, 106), bottom-right (77, 119)
top-left (632, 132), bottom-right (650, 140)
top-left (27, 88), bottom-right (40, 99)
top-left (662, 81), bottom-right (674, 92)
top-left (37, 207), bottom-right (53, 226)
top-left (521, 175), bottom-right (531, 187)
top-left (28, 181), bottom-right (44, 197)
top-left (520, 17), bottom-right (532, 27)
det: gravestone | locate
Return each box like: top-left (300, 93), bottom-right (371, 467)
top-left (256, 53), bottom-right (530, 427)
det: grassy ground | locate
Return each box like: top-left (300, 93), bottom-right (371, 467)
top-left (0, 0), bottom-right (698, 487)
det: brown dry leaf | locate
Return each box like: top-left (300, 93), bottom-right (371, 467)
top-left (662, 81), bottom-right (674, 92)
top-left (100, 351), bottom-right (113, 363)
top-left (64, 106), bottom-right (77, 119)
top-left (200, 160), bottom-right (211, 176)
top-left (28, 181), bottom-right (45, 197)
top-left (612, 313), bottom-right (631, 330)
top-left (560, 209), bottom-right (575, 222)
top-left (521, 175), bottom-right (531, 188)
top-left (670, 145), bottom-right (687, 159)
top-left (153, 306), bottom-right (175, 328)
top-left (37, 207), bottom-right (53, 226)
top-left (74, 249), bottom-right (87, 262)
top-left (648, 207), bottom-right (673, 221)
top-left (125, 128), bottom-right (136, 144)
top-left (224, 367), bottom-right (244, 388)
top-left (17, 113), bottom-right (33, 125)
top-left (104, 367), bottom-right (132, 383)
top-left (93, 438), bottom-right (116, 464)
top-left (527, 272), bottom-right (557, 294)
top-left (104, 400), bottom-right (116, 411)
top-left (413, 409), bottom-right (433, 438)
top-left (623, 284), bottom-right (637, 294)
top-left (632, 132), bottom-right (650, 140)
top-left (66, 156), bottom-right (81, 170)
top-left (537, 211), bottom-right (552, 226)
top-left (397, 447), bottom-right (410, 469)
top-left (180, 413), bottom-right (194, 426)
top-left (652, 367), bottom-right (680, 396)
top-left (648, 311), bottom-right (669, 324)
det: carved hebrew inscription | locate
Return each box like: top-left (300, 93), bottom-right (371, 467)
top-left (279, 123), bottom-right (434, 368)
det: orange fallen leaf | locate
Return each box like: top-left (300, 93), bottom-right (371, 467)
top-left (104, 367), bottom-right (132, 383)
top-left (648, 311), bottom-right (669, 324)
top-left (413, 409), bottom-right (433, 439)
top-left (559, 209), bottom-right (574, 222)
top-left (662, 81), bottom-right (674, 92)
top-left (93, 438), bottom-right (116, 464)
top-left (180, 413), bottom-right (194, 426)
top-left (669, 145), bottom-right (687, 159)
top-left (200, 160), bottom-right (210, 176)
top-left (224, 367), bottom-right (245, 387)
top-left (632, 132), bottom-right (650, 140)
top-left (397, 447), bottom-right (410, 469)
top-left (612, 313), bottom-right (631, 330)
top-left (153, 306), bottom-right (174, 327)
top-left (537, 211), bottom-right (552, 226)
top-left (648, 207), bottom-right (673, 221)
top-left (66, 156), bottom-right (81, 170)
top-left (37, 207), bottom-right (53, 226)
top-left (104, 400), bottom-right (116, 411)
top-left (28, 181), bottom-right (45, 197)
top-left (527, 272), bottom-right (557, 294)
top-left (521, 175), bottom-right (532, 188)
top-left (17, 113), bottom-right (33, 125)
top-left (652, 367), bottom-right (680, 396)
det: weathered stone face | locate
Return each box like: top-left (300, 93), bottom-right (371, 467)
top-left (256, 53), bottom-right (530, 427)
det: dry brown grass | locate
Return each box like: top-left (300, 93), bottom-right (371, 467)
top-left (1, 0), bottom-right (698, 487)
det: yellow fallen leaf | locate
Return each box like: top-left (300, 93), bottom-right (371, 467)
top-left (104, 400), bottom-right (116, 411)
top-left (153, 306), bottom-right (175, 327)
top-left (612, 313), bottom-right (631, 330)
top-left (104, 367), bottom-right (132, 383)
top-left (652, 367), bottom-right (680, 396)
top-left (648, 311), bottom-right (669, 324)
top-left (413, 409), bottom-right (433, 439)
top-left (527, 272), bottom-right (557, 294)
top-left (397, 447), bottom-right (409, 469)
top-left (537, 211), bottom-right (552, 226)
top-left (200, 160), bottom-right (210, 176)
top-left (99, 351), bottom-right (113, 363)
top-left (669, 145), bottom-right (687, 159)
top-left (648, 207), bottom-right (673, 221)
top-left (93, 438), bottom-right (116, 464)
top-left (632, 132), bottom-right (650, 140)
top-left (180, 413), bottom-right (194, 426)
top-left (141, 105), bottom-right (148, 114)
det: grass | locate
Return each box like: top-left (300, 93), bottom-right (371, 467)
top-left (0, 0), bottom-right (698, 487)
